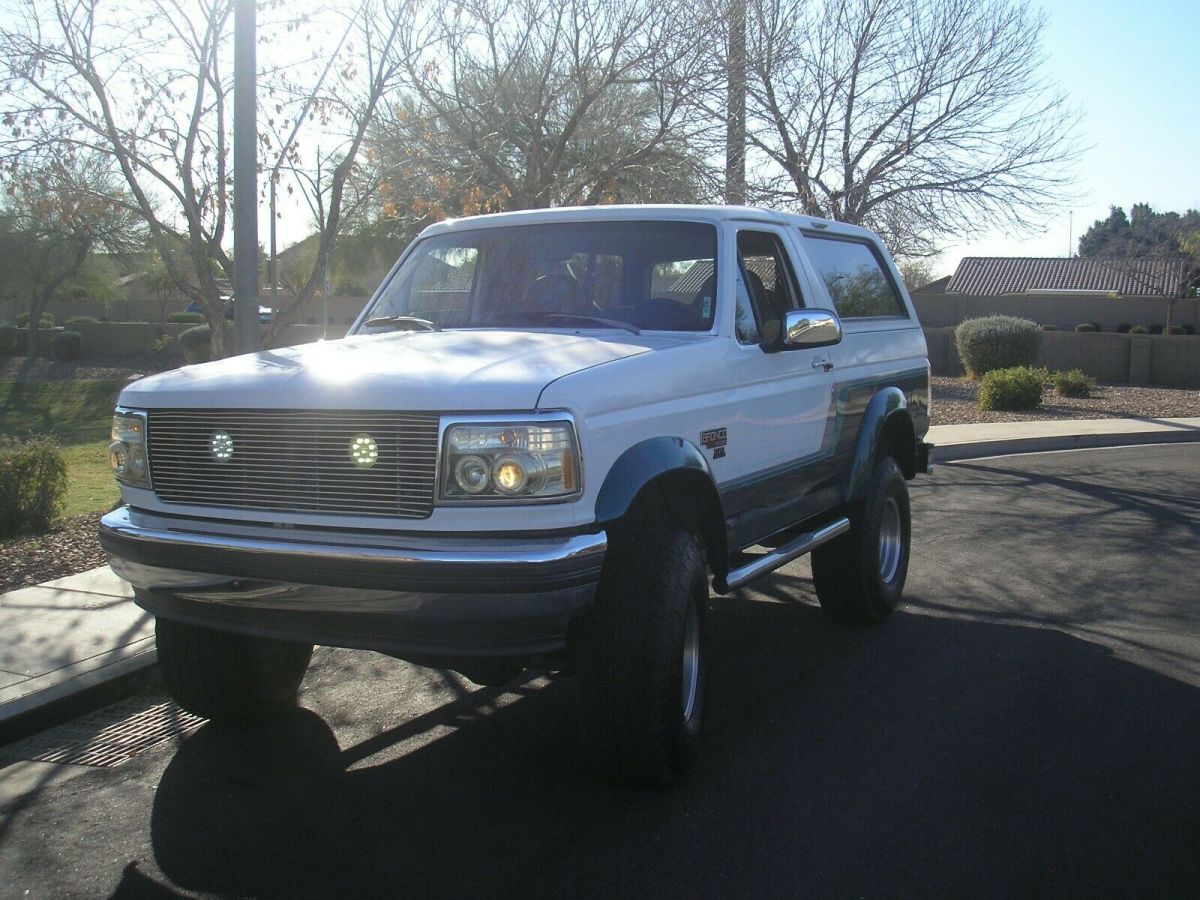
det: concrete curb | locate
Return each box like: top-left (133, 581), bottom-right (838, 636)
top-left (933, 426), bottom-right (1200, 463)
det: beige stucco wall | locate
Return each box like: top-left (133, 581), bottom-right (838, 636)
top-left (924, 327), bottom-right (1200, 388)
top-left (913, 294), bottom-right (1199, 333)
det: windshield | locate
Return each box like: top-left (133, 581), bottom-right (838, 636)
top-left (360, 221), bottom-right (718, 333)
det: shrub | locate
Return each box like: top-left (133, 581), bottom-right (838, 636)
top-left (15, 312), bottom-right (55, 328)
top-left (955, 315), bottom-right (1042, 378)
top-left (335, 277), bottom-right (369, 297)
top-left (978, 366), bottom-right (1047, 411)
top-left (167, 311), bottom-right (207, 324)
top-left (1149, 324), bottom-right (1164, 334)
top-left (1129, 325), bottom-right (1149, 335)
top-left (0, 323), bottom-right (22, 355)
top-left (179, 325), bottom-right (212, 363)
top-left (0, 437), bottom-right (67, 537)
top-left (65, 315), bottom-right (100, 327)
top-left (1167, 325), bottom-right (1185, 335)
top-left (1181, 323), bottom-right (1196, 335)
top-left (51, 330), bottom-right (82, 361)
top-left (1041, 324), bottom-right (1059, 331)
top-left (1052, 368), bottom-right (1096, 398)
top-left (1115, 323), bottom-right (1132, 334)
top-left (1074, 323), bottom-right (1098, 333)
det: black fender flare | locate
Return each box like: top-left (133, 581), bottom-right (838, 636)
top-left (846, 387), bottom-right (914, 502)
top-left (595, 437), bottom-right (727, 572)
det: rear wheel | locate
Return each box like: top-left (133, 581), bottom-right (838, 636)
top-left (812, 455), bottom-right (911, 624)
top-left (574, 518), bottom-right (708, 786)
top-left (155, 617), bottom-right (313, 723)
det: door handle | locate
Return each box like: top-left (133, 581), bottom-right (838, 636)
top-left (812, 358), bottom-right (833, 371)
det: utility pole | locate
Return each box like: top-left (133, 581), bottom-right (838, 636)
top-left (233, 0), bottom-right (260, 355)
top-left (725, 0), bottom-right (746, 206)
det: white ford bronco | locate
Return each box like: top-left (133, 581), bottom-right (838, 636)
top-left (101, 205), bottom-right (931, 784)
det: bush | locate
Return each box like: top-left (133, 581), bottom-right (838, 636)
top-left (1167, 325), bottom-right (1185, 335)
top-left (335, 277), bottom-right (369, 297)
top-left (978, 366), bottom-right (1047, 412)
top-left (51, 330), bottom-right (82, 361)
top-left (179, 325), bottom-right (212, 363)
top-left (0, 323), bottom-right (22, 355)
top-left (1181, 323), bottom-right (1196, 335)
top-left (15, 311), bottom-right (55, 328)
top-left (1074, 323), bottom-right (1098, 332)
top-left (167, 311), bottom-right (207, 324)
top-left (0, 437), bottom-right (67, 537)
top-left (1052, 368), bottom-right (1096, 398)
top-left (1129, 325), bottom-right (1149, 335)
top-left (955, 315), bottom-right (1042, 378)
top-left (1041, 324), bottom-right (1059, 331)
top-left (65, 315), bottom-right (100, 327)
top-left (1115, 323), bottom-right (1132, 334)
top-left (1149, 324), bottom-right (1164, 335)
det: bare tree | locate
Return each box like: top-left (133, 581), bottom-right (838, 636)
top-left (706, 0), bottom-right (1079, 256)
top-left (257, 0), bottom-right (424, 346)
top-left (0, 0), bottom-right (419, 356)
top-left (364, 0), bottom-right (715, 233)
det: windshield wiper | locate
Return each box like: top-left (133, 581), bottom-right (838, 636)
top-left (497, 311), bottom-right (640, 335)
top-left (363, 315), bottom-right (441, 332)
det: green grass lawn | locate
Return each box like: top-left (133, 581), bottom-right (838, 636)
top-left (1, 379), bottom-right (124, 517)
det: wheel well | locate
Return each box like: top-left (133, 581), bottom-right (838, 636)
top-left (877, 412), bottom-right (917, 479)
top-left (619, 471), bottom-right (727, 577)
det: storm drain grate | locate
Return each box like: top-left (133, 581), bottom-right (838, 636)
top-left (1, 698), bottom-right (206, 768)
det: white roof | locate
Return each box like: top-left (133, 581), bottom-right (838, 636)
top-left (418, 204), bottom-right (877, 241)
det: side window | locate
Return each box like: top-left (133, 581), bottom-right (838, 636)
top-left (803, 235), bottom-right (907, 318)
top-left (735, 231), bottom-right (803, 345)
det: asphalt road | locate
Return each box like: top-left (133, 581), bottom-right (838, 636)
top-left (2, 444), bottom-right (1199, 899)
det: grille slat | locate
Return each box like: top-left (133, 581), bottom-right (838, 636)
top-left (148, 409), bottom-right (440, 518)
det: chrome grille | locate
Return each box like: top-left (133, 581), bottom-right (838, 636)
top-left (147, 410), bottom-right (440, 518)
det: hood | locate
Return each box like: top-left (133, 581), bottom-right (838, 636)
top-left (119, 329), bottom-right (676, 411)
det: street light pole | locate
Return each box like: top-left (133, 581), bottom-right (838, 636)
top-left (233, 0), bottom-right (260, 355)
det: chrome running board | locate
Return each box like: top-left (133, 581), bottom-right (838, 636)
top-left (713, 517), bottom-right (851, 594)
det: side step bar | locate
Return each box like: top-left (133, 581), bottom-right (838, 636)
top-left (713, 517), bottom-right (851, 594)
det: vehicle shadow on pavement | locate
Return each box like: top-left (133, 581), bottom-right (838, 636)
top-left (145, 593), bottom-right (1200, 899)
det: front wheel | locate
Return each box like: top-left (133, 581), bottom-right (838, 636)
top-left (812, 455), bottom-right (911, 624)
top-left (155, 617), bottom-right (313, 723)
top-left (573, 523), bottom-right (708, 786)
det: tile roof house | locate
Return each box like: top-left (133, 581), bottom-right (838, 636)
top-left (942, 257), bottom-right (1190, 298)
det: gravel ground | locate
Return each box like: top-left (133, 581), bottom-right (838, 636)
top-left (1, 513), bottom-right (110, 594)
top-left (930, 376), bottom-right (1199, 425)
top-left (1, 369), bottom-right (1196, 594)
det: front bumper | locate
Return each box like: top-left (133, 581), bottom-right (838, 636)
top-left (100, 506), bottom-right (607, 660)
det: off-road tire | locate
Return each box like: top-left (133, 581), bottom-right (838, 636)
top-left (155, 617), bottom-right (313, 723)
top-left (812, 455), bottom-right (911, 624)
top-left (573, 521), bottom-right (708, 786)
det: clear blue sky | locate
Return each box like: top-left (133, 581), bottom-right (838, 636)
top-left (940, 0), bottom-right (1200, 273)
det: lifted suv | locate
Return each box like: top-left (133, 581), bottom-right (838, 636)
top-left (101, 205), bottom-right (931, 785)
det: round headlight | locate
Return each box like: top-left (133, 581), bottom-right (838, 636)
top-left (108, 441), bottom-right (128, 477)
top-left (492, 454), bottom-right (528, 495)
top-left (454, 455), bottom-right (491, 494)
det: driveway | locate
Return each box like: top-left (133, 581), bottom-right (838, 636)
top-left (1, 444), bottom-right (1198, 898)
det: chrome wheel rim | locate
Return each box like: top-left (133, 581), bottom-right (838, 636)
top-left (681, 596), bottom-right (701, 723)
top-left (879, 496), bottom-right (903, 584)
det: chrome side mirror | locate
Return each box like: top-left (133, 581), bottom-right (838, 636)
top-left (780, 308), bottom-right (842, 349)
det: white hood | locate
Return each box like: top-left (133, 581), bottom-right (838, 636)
top-left (118, 329), bottom-right (678, 411)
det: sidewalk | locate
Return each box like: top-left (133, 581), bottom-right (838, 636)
top-left (2, 416), bottom-right (1199, 731)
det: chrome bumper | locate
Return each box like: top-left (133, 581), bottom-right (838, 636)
top-left (100, 506), bottom-right (607, 659)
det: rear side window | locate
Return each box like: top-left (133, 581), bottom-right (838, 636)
top-left (803, 235), bottom-right (907, 319)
